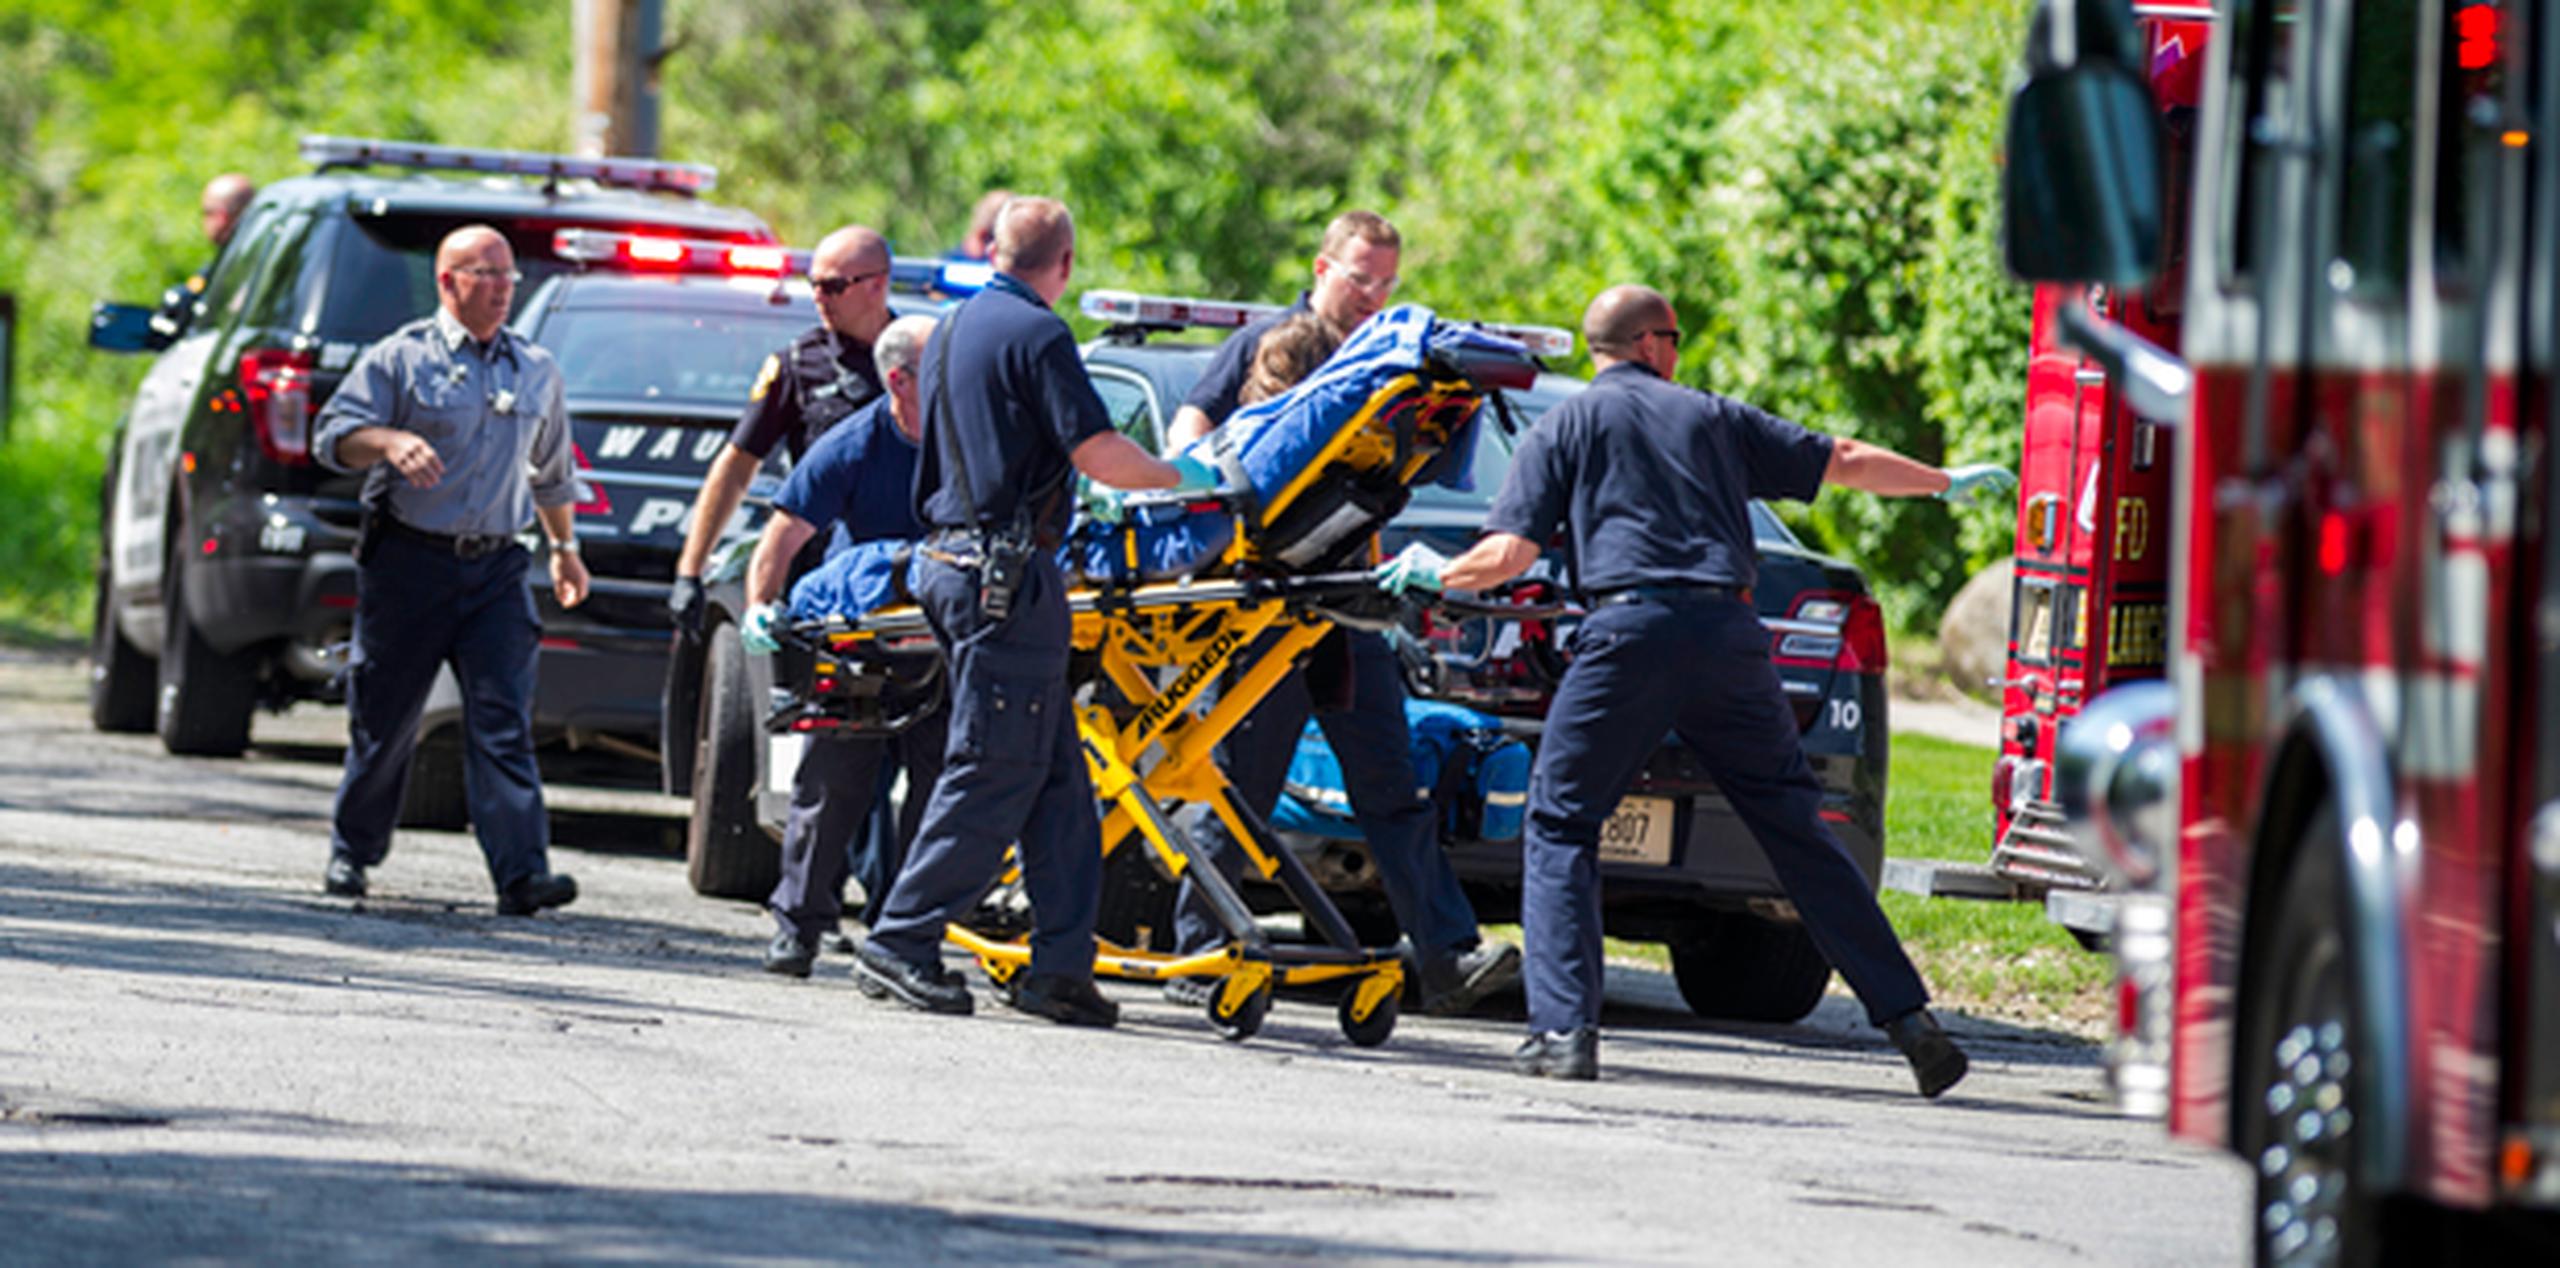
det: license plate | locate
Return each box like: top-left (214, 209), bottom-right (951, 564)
top-left (1597, 795), bottom-right (1676, 866)
top-left (766, 734), bottom-right (805, 796)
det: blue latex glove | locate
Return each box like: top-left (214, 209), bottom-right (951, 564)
top-left (1165, 454), bottom-right (1221, 495)
top-left (740, 603), bottom-right (781, 655)
top-left (1937, 463), bottom-right (2017, 506)
top-left (1077, 477), bottom-right (1123, 526)
top-left (1372, 542), bottom-right (1449, 597)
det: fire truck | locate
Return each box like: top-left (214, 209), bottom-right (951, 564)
top-left (2004, 0), bottom-right (2558, 1261)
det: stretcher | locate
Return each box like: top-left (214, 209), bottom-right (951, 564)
top-left (776, 304), bottom-right (1546, 1044)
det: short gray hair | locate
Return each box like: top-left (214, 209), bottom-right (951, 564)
top-left (874, 315), bottom-right (937, 378)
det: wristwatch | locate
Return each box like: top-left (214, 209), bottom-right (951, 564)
top-left (546, 536), bottom-right (581, 557)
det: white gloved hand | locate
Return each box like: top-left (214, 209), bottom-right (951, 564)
top-left (1165, 454), bottom-right (1221, 495)
top-left (1371, 542), bottom-right (1449, 597)
top-left (1937, 463), bottom-right (2017, 506)
top-left (740, 603), bottom-right (782, 655)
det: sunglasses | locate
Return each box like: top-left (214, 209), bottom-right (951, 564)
top-left (809, 269), bottom-right (886, 297)
top-left (1644, 327), bottom-right (1683, 348)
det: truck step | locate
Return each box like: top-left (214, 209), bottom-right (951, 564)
top-left (1881, 858), bottom-right (2027, 901)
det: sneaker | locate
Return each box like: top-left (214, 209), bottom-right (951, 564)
top-left (1513, 1027), bottom-right (1600, 1080)
top-left (1008, 973), bottom-right (1120, 1028)
top-left (1160, 976), bottom-right (1217, 1009)
top-left (763, 929), bottom-right (818, 978)
top-left (1418, 941), bottom-right (1523, 1016)
top-left (1884, 1008), bottom-right (1970, 1099)
top-left (322, 856), bottom-right (367, 898)
top-left (851, 940), bottom-right (974, 1015)
top-left (496, 872), bottom-right (577, 917)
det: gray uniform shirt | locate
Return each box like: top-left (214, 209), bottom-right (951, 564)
top-left (313, 309), bottom-right (577, 537)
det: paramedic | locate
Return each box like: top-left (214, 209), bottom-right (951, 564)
top-left (735, 315), bottom-right (948, 977)
top-left (1162, 209), bottom-right (1520, 1015)
top-left (312, 225), bottom-right (587, 917)
top-left (1380, 283), bottom-right (2013, 1090)
top-left (851, 196), bottom-right (1212, 1024)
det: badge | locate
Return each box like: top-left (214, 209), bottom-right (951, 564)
top-left (493, 388), bottom-right (518, 415)
top-left (749, 354), bottom-right (781, 402)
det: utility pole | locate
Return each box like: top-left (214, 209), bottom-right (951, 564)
top-left (573, 0), bottom-right (664, 158)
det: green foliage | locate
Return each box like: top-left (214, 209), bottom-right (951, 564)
top-left (1, 0), bottom-right (2036, 640)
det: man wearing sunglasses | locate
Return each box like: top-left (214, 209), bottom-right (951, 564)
top-left (666, 224), bottom-right (900, 968)
top-left (1157, 210), bottom-right (1522, 1019)
top-left (1377, 283), bottom-right (2013, 1091)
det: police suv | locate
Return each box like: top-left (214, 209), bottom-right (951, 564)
top-left (1076, 290), bottom-right (1895, 1024)
top-left (84, 137), bottom-right (775, 766)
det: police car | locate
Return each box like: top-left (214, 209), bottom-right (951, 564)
top-left (83, 136), bottom-right (775, 763)
top-left (1078, 291), bottom-right (1894, 1023)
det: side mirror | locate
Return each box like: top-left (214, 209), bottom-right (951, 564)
top-left (2002, 0), bottom-right (2166, 288)
top-left (88, 301), bottom-right (161, 354)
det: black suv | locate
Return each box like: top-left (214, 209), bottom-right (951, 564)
top-left (1075, 292), bottom-right (1894, 1024)
top-left (84, 137), bottom-right (774, 761)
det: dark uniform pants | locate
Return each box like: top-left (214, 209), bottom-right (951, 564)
top-left (766, 704), bottom-right (949, 940)
top-left (329, 533), bottom-right (550, 892)
top-left (1522, 592), bottom-right (1927, 1034)
top-left (864, 551), bottom-right (1102, 977)
top-left (1171, 628), bottom-right (1480, 956)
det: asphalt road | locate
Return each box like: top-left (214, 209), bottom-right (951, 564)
top-left (0, 646), bottom-right (2250, 1265)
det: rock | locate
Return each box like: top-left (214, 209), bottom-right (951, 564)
top-left (1937, 559), bottom-right (2013, 703)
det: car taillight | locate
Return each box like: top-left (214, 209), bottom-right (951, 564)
top-left (240, 348), bottom-right (317, 465)
top-left (1776, 590), bottom-right (1888, 673)
top-left (1991, 754), bottom-right (2018, 814)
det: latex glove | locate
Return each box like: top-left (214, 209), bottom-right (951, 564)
top-left (740, 603), bottom-right (782, 655)
top-left (1372, 542), bottom-right (1449, 597)
top-left (1077, 477), bottom-right (1124, 527)
top-left (1165, 454), bottom-right (1221, 495)
top-left (1937, 463), bottom-right (2017, 506)
top-left (666, 574), bottom-right (708, 640)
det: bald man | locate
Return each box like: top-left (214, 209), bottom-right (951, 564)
top-left (1376, 284), bottom-right (2012, 1089)
top-left (669, 225), bottom-right (901, 638)
top-left (311, 225), bottom-right (589, 916)
top-left (852, 196), bottom-right (1207, 1025)
top-left (201, 174), bottom-right (256, 248)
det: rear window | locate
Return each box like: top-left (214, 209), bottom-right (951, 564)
top-left (531, 303), bottom-right (811, 407)
top-left (311, 214), bottom-right (572, 344)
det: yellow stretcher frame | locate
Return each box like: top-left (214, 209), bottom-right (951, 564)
top-left (799, 357), bottom-right (1508, 1046)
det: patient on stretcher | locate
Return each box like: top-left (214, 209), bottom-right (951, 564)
top-left (786, 303), bottom-right (1526, 623)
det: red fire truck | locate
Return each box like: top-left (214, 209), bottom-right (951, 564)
top-left (2005, 0), bottom-right (2558, 1261)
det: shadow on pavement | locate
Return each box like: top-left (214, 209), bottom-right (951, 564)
top-left (0, 1148), bottom-right (1518, 1265)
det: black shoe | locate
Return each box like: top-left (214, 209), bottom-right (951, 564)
top-left (764, 929), bottom-right (818, 978)
top-left (1160, 976), bottom-right (1217, 1009)
top-left (496, 873), bottom-right (578, 917)
top-left (322, 856), bottom-right (367, 898)
top-left (1513, 1027), bottom-right (1600, 1080)
top-left (826, 930), bottom-right (858, 955)
top-left (1418, 941), bottom-right (1523, 1016)
top-left (851, 941), bottom-right (974, 1015)
top-left (1885, 1007), bottom-right (1970, 1099)
top-left (1008, 973), bottom-right (1120, 1028)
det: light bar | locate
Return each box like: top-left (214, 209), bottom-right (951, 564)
top-left (1468, 322), bottom-right (1575, 359)
top-left (1079, 289), bottom-right (1289, 331)
top-left (301, 134), bottom-right (718, 196)
top-left (552, 229), bottom-right (803, 275)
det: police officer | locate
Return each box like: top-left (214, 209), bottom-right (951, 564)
top-left (1161, 209), bottom-right (1519, 1015)
top-left (149, 173), bottom-right (258, 346)
top-left (733, 315), bottom-right (948, 977)
top-left (1382, 284), bottom-right (2012, 1091)
top-left (669, 224), bottom-right (900, 633)
top-left (313, 225), bottom-right (588, 916)
top-left (852, 196), bottom-right (1212, 1024)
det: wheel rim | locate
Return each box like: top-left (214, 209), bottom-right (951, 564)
top-left (2256, 933), bottom-right (2355, 1266)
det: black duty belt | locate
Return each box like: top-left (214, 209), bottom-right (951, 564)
top-left (1589, 582), bottom-right (1751, 608)
top-left (382, 517), bottom-right (521, 560)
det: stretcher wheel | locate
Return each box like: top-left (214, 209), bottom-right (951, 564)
top-left (1338, 986), bottom-right (1398, 1048)
top-left (1207, 980), bottom-right (1271, 1043)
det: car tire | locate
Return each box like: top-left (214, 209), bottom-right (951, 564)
top-left (89, 559), bottom-right (155, 733)
top-left (1669, 911), bottom-right (1833, 1023)
top-left (686, 620), bottom-right (777, 899)
top-left (156, 554), bottom-right (257, 757)
top-left (398, 723), bottom-right (468, 830)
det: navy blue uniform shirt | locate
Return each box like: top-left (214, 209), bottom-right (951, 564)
top-left (731, 325), bottom-right (882, 463)
top-left (911, 272), bottom-right (1113, 537)
top-left (1484, 362), bottom-right (1834, 595)
top-left (1180, 293), bottom-right (1313, 426)
top-left (773, 395), bottom-right (925, 555)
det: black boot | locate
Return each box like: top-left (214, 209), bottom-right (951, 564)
top-left (1512, 1027), bottom-right (1600, 1080)
top-left (1884, 1008), bottom-right (1969, 1098)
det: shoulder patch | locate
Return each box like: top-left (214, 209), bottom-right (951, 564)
top-left (749, 354), bottom-right (781, 402)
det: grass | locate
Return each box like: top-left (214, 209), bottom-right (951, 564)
top-left (1484, 732), bottom-right (2109, 1037)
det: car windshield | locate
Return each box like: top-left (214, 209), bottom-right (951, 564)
top-left (534, 304), bottom-right (813, 406)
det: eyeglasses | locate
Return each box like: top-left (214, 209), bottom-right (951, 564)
top-left (1322, 258), bottom-right (1399, 296)
top-left (1643, 327), bottom-right (1683, 348)
top-left (809, 269), bottom-right (887, 297)
top-left (452, 266), bottom-right (522, 283)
